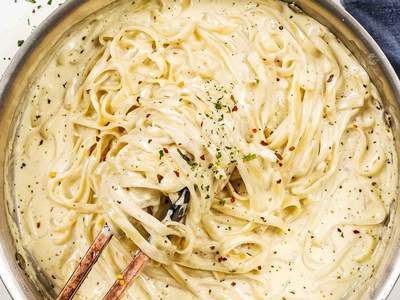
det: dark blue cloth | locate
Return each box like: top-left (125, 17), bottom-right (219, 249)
top-left (341, 0), bottom-right (400, 76)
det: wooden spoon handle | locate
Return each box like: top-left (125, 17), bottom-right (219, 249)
top-left (102, 251), bottom-right (149, 300)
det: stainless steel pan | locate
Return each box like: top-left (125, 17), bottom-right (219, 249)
top-left (0, 0), bottom-right (399, 299)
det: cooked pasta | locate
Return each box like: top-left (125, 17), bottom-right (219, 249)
top-left (10, 0), bottom-right (398, 299)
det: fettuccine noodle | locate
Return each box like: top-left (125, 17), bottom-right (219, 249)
top-left (10, 0), bottom-right (398, 299)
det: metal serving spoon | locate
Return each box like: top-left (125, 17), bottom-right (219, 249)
top-left (57, 188), bottom-right (190, 300)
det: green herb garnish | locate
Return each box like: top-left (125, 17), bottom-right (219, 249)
top-left (177, 149), bottom-right (197, 168)
top-left (243, 153), bottom-right (257, 161)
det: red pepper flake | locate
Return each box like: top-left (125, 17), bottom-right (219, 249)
top-left (146, 113), bottom-right (151, 118)
top-left (232, 105), bottom-right (238, 112)
top-left (289, 146), bottom-right (295, 151)
top-left (231, 282), bottom-right (236, 287)
top-left (275, 152), bottom-right (283, 160)
top-left (260, 140), bottom-right (268, 146)
top-left (353, 230), bottom-right (360, 234)
top-left (200, 154), bottom-right (206, 160)
top-left (163, 147), bottom-right (169, 154)
top-left (264, 127), bottom-right (271, 137)
top-left (157, 174), bottom-right (163, 183)
top-left (252, 128), bottom-right (257, 133)
top-left (173, 170), bottom-right (180, 177)
top-left (230, 197), bottom-right (235, 203)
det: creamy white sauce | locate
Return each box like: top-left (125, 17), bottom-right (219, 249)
top-left (10, 0), bottom-right (398, 299)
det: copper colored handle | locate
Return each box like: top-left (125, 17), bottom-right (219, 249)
top-left (102, 251), bottom-right (149, 300)
top-left (57, 224), bottom-right (113, 300)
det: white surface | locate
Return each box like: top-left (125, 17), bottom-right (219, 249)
top-left (0, 0), bottom-right (399, 299)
